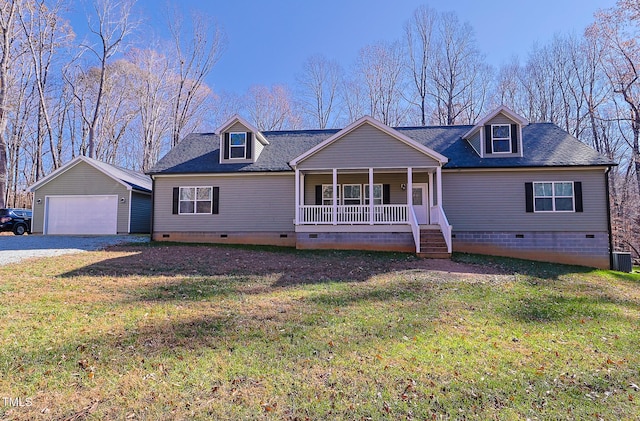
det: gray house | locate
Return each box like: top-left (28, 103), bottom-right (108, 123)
top-left (148, 106), bottom-right (616, 268)
top-left (29, 156), bottom-right (152, 235)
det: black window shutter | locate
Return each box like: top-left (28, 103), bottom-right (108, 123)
top-left (484, 125), bottom-right (492, 154)
top-left (525, 182), bottom-right (534, 213)
top-left (246, 132), bottom-right (253, 160)
top-left (172, 187), bottom-right (179, 214)
top-left (574, 181), bottom-right (583, 212)
top-left (315, 185), bottom-right (322, 205)
top-left (511, 124), bottom-right (518, 153)
top-left (383, 184), bottom-right (391, 204)
top-left (212, 187), bottom-right (219, 214)
top-left (223, 133), bottom-right (230, 160)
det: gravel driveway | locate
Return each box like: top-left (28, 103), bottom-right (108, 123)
top-left (0, 234), bottom-right (149, 266)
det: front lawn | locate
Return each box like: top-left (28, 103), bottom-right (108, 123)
top-left (1, 244), bottom-right (638, 420)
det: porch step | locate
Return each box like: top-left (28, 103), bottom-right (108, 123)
top-left (418, 229), bottom-right (450, 259)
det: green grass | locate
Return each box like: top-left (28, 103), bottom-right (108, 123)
top-left (0, 245), bottom-right (639, 420)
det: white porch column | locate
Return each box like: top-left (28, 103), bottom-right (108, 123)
top-left (428, 171), bottom-right (434, 223)
top-left (369, 167), bottom-right (374, 225)
top-left (294, 168), bottom-right (300, 224)
top-left (332, 168), bottom-right (338, 225)
top-left (436, 166), bottom-right (442, 207)
top-left (407, 167), bottom-right (413, 214)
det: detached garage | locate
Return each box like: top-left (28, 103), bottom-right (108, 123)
top-left (29, 156), bottom-right (152, 235)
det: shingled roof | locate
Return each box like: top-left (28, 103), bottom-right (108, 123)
top-left (148, 123), bottom-right (615, 175)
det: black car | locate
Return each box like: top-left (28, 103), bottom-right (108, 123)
top-left (0, 208), bottom-right (32, 235)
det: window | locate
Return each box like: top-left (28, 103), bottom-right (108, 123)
top-left (491, 124), bottom-right (511, 153)
top-left (229, 132), bottom-right (247, 159)
top-left (179, 187), bottom-right (212, 214)
top-left (533, 182), bottom-right (574, 212)
top-left (364, 184), bottom-right (383, 205)
top-left (342, 184), bottom-right (362, 205)
top-left (321, 185), bottom-right (339, 205)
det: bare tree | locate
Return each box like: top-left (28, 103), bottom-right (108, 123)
top-left (0, 0), bottom-right (22, 208)
top-left (589, 2), bottom-right (640, 196)
top-left (296, 55), bottom-right (343, 129)
top-left (405, 5), bottom-right (436, 126)
top-left (126, 48), bottom-right (171, 171)
top-left (429, 12), bottom-right (488, 125)
top-left (81, 0), bottom-right (136, 158)
top-left (355, 41), bottom-right (407, 126)
top-left (245, 84), bottom-right (301, 131)
top-left (167, 9), bottom-right (224, 146)
top-left (17, 0), bottom-right (73, 175)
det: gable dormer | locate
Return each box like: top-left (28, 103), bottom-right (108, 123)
top-left (216, 115), bottom-right (269, 164)
top-left (462, 106), bottom-right (529, 158)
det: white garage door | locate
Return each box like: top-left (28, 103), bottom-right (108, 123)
top-left (45, 195), bottom-right (118, 235)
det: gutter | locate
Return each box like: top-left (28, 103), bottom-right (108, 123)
top-left (150, 176), bottom-right (155, 242)
top-left (605, 167), bottom-right (614, 269)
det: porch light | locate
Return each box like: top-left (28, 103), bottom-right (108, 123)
top-left (401, 183), bottom-right (407, 191)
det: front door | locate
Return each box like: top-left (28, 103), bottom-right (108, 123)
top-left (412, 183), bottom-right (428, 225)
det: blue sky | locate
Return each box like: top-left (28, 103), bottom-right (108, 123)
top-left (67, 0), bottom-right (616, 95)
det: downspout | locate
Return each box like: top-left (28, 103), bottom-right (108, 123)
top-left (150, 175), bottom-right (155, 242)
top-left (605, 167), bottom-right (614, 269)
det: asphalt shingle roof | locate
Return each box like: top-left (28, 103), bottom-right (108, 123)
top-left (148, 123), bottom-right (615, 175)
top-left (87, 157), bottom-right (153, 191)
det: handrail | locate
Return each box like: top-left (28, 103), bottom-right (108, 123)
top-left (408, 205), bottom-right (420, 253)
top-left (431, 205), bottom-right (452, 253)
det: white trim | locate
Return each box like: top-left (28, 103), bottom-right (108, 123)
top-left (436, 166), bottom-right (442, 207)
top-left (294, 168), bottom-right (300, 225)
top-left (490, 124), bottom-right (512, 154)
top-left (332, 169), bottom-right (337, 225)
top-left (28, 156), bottom-right (149, 192)
top-left (462, 105), bottom-right (529, 139)
top-left (369, 168), bottom-right (374, 225)
top-left (289, 116), bottom-right (448, 167)
top-left (215, 114), bottom-right (269, 145)
top-left (228, 132), bottom-right (248, 159)
top-left (295, 224), bottom-right (412, 233)
top-left (150, 172), bottom-right (294, 178)
top-left (177, 186), bottom-right (213, 215)
top-left (442, 166), bottom-right (611, 173)
top-left (532, 181), bottom-right (576, 213)
top-left (407, 167), bottom-right (413, 215)
top-left (127, 190), bottom-right (132, 233)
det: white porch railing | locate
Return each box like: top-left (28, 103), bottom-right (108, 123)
top-left (430, 205), bottom-right (452, 253)
top-left (299, 204), bottom-right (408, 225)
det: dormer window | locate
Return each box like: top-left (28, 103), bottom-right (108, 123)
top-left (229, 132), bottom-right (247, 159)
top-left (491, 124), bottom-right (511, 153)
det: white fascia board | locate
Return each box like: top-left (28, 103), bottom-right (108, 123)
top-left (215, 114), bottom-right (269, 145)
top-left (462, 105), bottom-right (530, 139)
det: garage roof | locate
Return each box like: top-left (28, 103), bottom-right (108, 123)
top-left (28, 156), bottom-right (152, 193)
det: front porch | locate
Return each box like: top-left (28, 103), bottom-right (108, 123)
top-left (293, 167), bottom-right (452, 256)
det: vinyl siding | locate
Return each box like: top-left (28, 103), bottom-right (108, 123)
top-left (303, 172), bottom-right (431, 205)
top-left (153, 174), bottom-right (295, 232)
top-left (130, 192), bottom-right (152, 233)
top-left (298, 123), bottom-right (440, 170)
top-left (487, 113), bottom-right (516, 125)
top-left (468, 131), bottom-right (481, 155)
top-left (442, 169), bottom-right (608, 232)
top-left (31, 161), bottom-right (131, 233)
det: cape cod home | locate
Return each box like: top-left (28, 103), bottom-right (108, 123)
top-left (147, 106), bottom-right (616, 268)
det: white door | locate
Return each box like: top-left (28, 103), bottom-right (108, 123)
top-left (412, 183), bottom-right (428, 225)
top-left (45, 195), bottom-right (118, 235)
